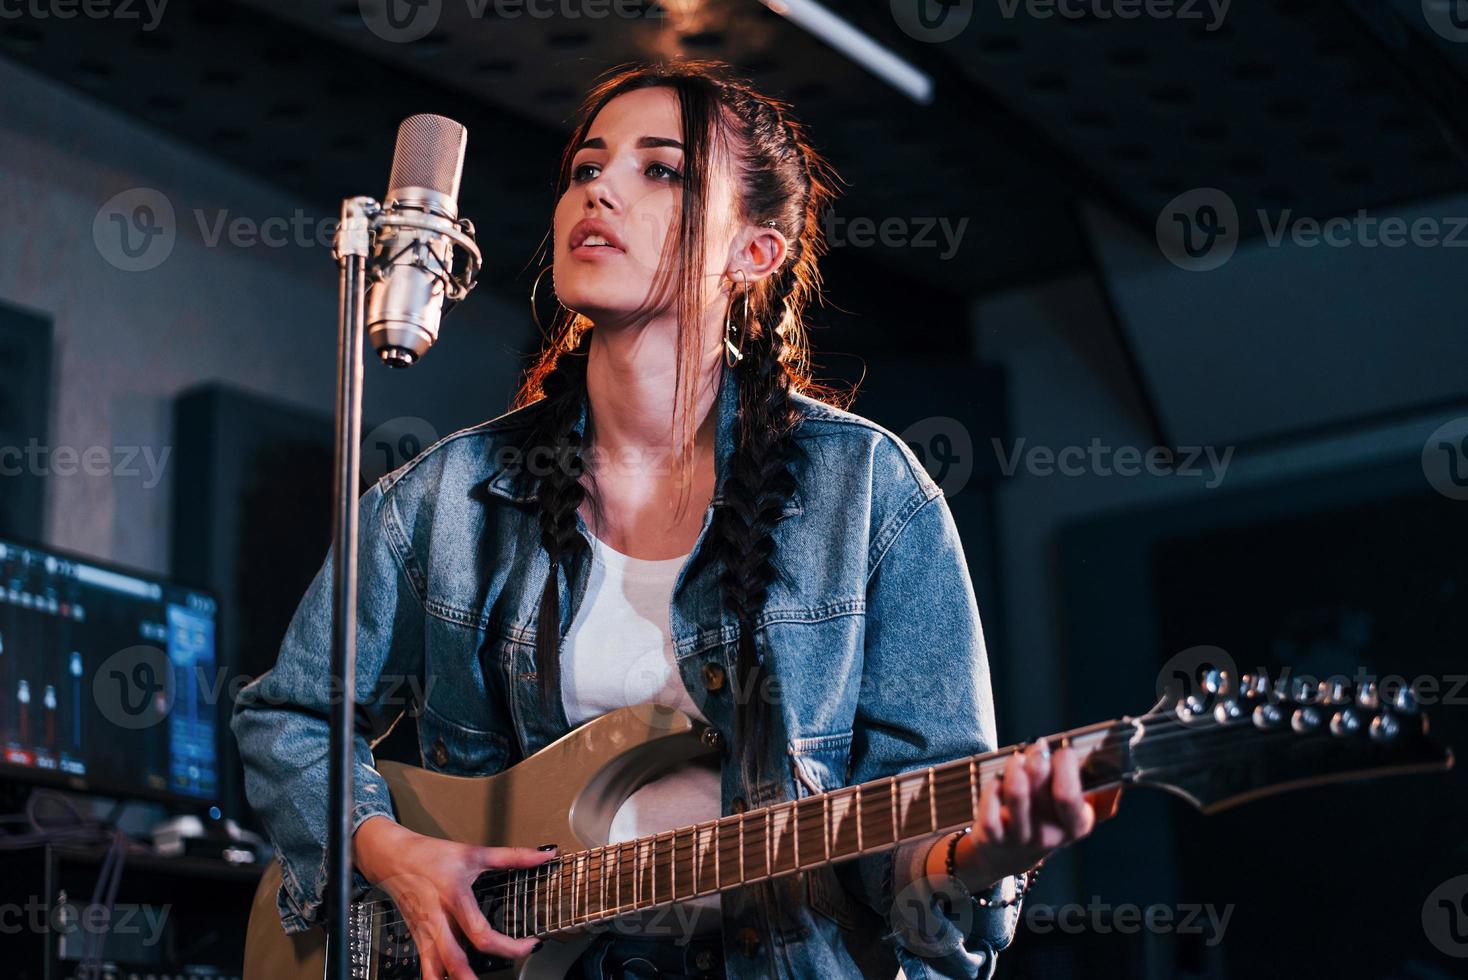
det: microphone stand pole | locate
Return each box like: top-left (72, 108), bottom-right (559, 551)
top-left (325, 195), bottom-right (375, 980)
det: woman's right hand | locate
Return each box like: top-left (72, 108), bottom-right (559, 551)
top-left (352, 814), bottom-right (559, 980)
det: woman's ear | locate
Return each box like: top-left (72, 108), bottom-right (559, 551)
top-left (727, 224), bottom-right (789, 285)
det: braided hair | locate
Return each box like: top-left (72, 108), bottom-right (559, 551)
top-left (508, 60), bottom-right (846, 792)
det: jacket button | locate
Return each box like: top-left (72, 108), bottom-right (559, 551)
top-left (731, 795), bottom-right (746, 813)
top-left (702, 662), bottom-right (726, 691)
top-left (431, 737), bottom-right (448, 767)
top-left (735, 926), bottom-right (761, 956)
top-left (700, 727), bottom-right (723, 749)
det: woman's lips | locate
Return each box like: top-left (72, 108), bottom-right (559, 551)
top-left (570, 242), bottom-right (624, 259)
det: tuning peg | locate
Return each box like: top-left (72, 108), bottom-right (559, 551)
top-left (1319, 678), bottom-right (1349, 706)
top-left (1291, 706), bottom-right (1323, 733)
top-left (1213, 698), bottom-right (1244, 723)
top-left (1202, 668), bottom-right (1231, 696)
top-left (1369, 712), bottom-right (1401, 742)
top-left (1241, 673), bottom-right (1271, 700)
top-left (1356, 681), bottom-right (1378, 710)
top-left (1279, 676), bottom-right (1316, 704)
top-left (1253, 703), bottom-right (1284, 729)
top-left (1329, 708), bottom-right (1362, 736)
top-left (1389, 686), bottom-right (1419, 714)
top-left (1176, 696), bottom-right (1208, 722)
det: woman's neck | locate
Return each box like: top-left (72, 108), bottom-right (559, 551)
top-left (583, 315), bottom-right (721, 463)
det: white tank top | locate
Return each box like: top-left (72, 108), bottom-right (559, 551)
top-left (559, 529), bottom-right (724, 936)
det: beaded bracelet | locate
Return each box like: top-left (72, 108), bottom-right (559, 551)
top-left (943, 826), bottom-right (1042, 909)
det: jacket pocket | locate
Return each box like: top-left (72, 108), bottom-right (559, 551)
top-left (788, 729), bottom-right (860, 931)
top-left (417, 701), bottom-right (511, 776)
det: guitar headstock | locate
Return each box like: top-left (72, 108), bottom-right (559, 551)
top-left (1127, 670), bottom-right (1454, 814)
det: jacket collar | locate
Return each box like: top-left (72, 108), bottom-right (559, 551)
top-left (484, 365), bottom-right (802, 516)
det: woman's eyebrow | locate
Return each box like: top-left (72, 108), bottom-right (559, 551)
top-left (574, 136), bottom-right (684, 152)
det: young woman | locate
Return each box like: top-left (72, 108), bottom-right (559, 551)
top-left (232, 60), bottom-right (1099, 980)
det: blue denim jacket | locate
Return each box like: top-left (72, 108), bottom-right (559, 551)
top-left (230, 365), bottom-right (1024, 979)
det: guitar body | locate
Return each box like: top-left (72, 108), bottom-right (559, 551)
top-left (243, 703), bottom-right (720, 980)
top-left (242, 670), bottom-right (1454, 980)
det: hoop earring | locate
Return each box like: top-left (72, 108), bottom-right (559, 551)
top-left (530, 264), bottom-right (567, 340)
top-left (723, 269), bottom-right (750, 368)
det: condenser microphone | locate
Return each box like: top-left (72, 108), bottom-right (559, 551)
top-left (366, 114), bottom-right (471, 367)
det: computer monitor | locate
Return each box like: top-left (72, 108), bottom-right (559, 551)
top-left (0, 536), bottom-right (221, 807)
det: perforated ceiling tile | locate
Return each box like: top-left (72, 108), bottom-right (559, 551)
top-left (5, 0), bottom-right (1462, 304)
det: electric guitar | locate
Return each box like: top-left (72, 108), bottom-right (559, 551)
top-left (242, 670), bottom-right (1453, 979)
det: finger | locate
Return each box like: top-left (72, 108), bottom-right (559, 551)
top-left (1049, 746), bottom-right (1096, 840)
top-left (451, 884), bottom-right (541, 959)
top-left (479, 843), bottom-right (560, 869)
top-left (412, 917), bottom-right (445, 980)
top-left (978, 767), bottom-right (1005, 845)
top-left (1001, 751), bottom-right (1031, 846)
top-left (430, 912), bottom-right (478, 980)
top-left (1023, 738), bottom-right (1052, 786)
top-left (1087, 786), bottom-right (1124, 823)
top-left (417, 944), bottom-right (441, 980)
top-left (1023, 739), bottom-right (1055, 825)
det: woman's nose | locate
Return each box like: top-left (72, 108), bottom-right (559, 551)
top-left (583, 175), bottom-right (618, 212)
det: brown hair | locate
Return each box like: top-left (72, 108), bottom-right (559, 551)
top-left (508, 58), bottom-right (849, 794)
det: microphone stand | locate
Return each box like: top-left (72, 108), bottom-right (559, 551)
top-left (326, 194), bottom-right (372, 980)
top-left (325, 195), bottom-right (481, 980)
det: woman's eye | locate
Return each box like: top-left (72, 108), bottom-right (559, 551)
top-left (571, 160), bottom-right (679, 183)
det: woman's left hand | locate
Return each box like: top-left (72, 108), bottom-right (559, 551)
top-left (930, 739), bottom-right (1124, 891)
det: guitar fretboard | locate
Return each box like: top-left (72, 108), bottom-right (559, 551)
top-left (493, 722), bottom-right (1120, 938)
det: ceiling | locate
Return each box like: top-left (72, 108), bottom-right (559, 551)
top-left (3, 0), bottom-right (1466, 353)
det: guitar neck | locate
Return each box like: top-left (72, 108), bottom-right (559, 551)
top-left (498, 718), bottom-right (1129, 938)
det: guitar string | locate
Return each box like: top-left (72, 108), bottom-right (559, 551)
top-left (361, 706), bottom-right (1375, 938)
top-left (359, 701), bottom-right (1385, 938)
top-left (361, 708), bottom-right (1189, 933)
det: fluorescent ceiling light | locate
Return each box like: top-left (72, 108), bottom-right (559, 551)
top-left (759, 0), bottom-right (935, 105)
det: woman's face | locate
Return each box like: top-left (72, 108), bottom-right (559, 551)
top-left (552, 86), bottom-right (738, 325)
